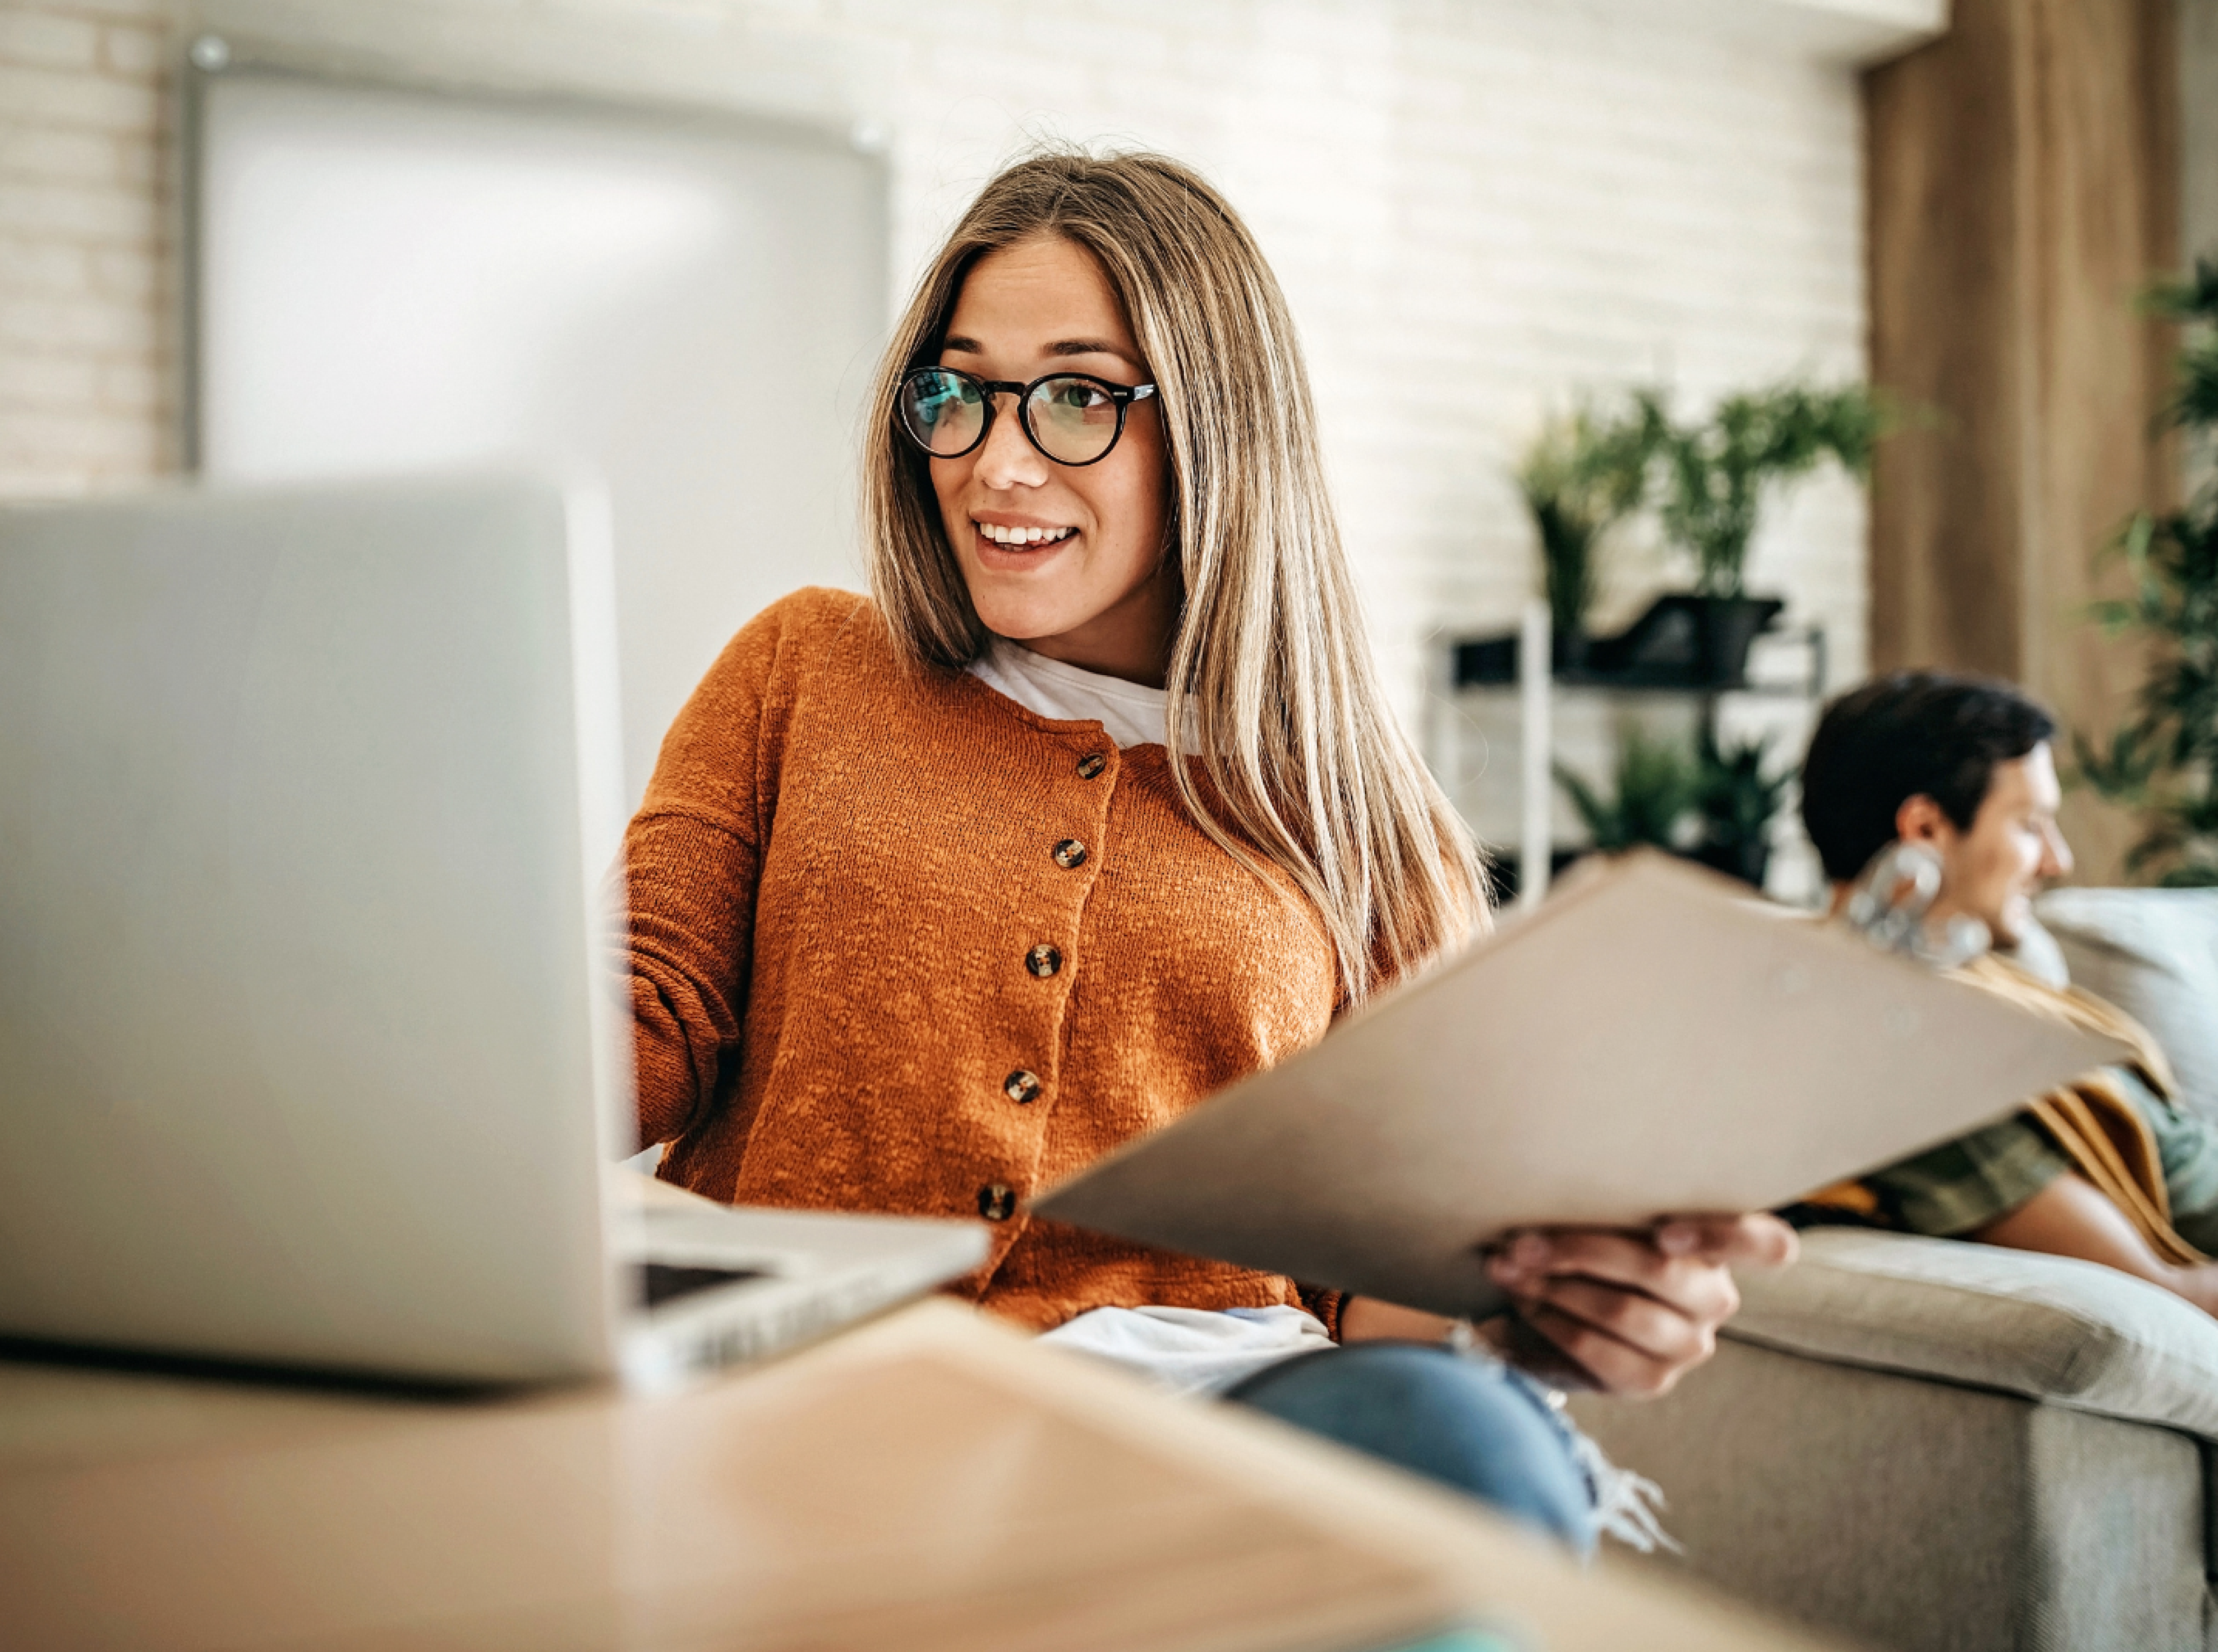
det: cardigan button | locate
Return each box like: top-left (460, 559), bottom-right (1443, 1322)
top-left (1025, 943), bottom-right (1062, 978)
top-left (1003, 1069), bottom-right (1042, 1105)
top-left (978, 1183), bottom-right (1018, 1222)
top-left (1052, 838), bottom-right (1088, 870)
top-left (1076, 751), bottom-right (1107, 780)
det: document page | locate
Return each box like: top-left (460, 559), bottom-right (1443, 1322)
top-left (1034, 853), bottom-right (2118, 1320)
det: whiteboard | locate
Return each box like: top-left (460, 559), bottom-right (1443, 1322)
top-left (194, 69), bottom-right (887, 802)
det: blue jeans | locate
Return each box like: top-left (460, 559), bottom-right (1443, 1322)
top-left (1223, 1341), bottom-right (1597, 1556)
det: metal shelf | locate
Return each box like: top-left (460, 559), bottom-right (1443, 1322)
top-left (1431, 614), bottom-right (1827, 906)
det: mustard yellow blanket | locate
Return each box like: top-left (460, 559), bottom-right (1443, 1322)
top-left (1804, 951), bottom-right (2202, 1265)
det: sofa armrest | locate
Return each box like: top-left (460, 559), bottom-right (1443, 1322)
top-left (1727, 1228), bottom-right (2218, 1441)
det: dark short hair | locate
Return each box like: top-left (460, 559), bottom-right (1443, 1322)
top-left (1799, 671), bottom-right (2058, 882)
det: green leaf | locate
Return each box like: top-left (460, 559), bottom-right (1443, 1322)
top-left (1552, 760), bottom-right (1621, 850)
top-left (1517, 403), bottom-right (1664, 634)
top-left (2079, 270), bottom-right (2218, 885)
top-left (1634, 380), bottom-right (1891, 593)
top-left (1553, 727), bottom-right (1701, 853)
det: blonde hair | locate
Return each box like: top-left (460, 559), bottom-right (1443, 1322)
top-left (862, 148), bottom-right (1487, 1000)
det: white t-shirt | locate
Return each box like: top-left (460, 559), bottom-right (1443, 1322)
top-left (1038, 1303), bottom-right (1336, 1396)
top-left (967, 637), bottom-right (1326, 1395)
top-left (967, 637), bottom-right (1198, 755)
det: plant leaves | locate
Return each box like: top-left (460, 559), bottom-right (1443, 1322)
top-left (2086, 261), bottom-right (2218, 883)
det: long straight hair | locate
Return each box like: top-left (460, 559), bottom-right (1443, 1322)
top-left (862, 148), bottom-right (1487, 1000)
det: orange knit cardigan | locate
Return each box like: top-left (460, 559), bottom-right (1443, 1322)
top-left (625, 587), bottom-right (1345, 1334)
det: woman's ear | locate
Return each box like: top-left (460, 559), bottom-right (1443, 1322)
top-left (1895, 793), bottom-right (1952, 849)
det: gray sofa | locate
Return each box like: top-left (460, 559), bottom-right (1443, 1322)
top-left (1571, 889), bottom-right (2218, 1652)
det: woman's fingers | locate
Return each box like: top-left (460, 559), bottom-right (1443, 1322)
top-left (1514, 1274), bottom-right (1717, 1368)
top-left (1479, 1215), bottom-right (1797, 1398)
top-left (1652, 1211), bottom-right (1799, 1269)
top-left (1487, 1228), bottom-right (1739, 1325)
top-left (1508, 1298), bottom-right (1688, 1397)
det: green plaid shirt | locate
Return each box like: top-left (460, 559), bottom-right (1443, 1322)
top-left (1860, 1066), bottom-right (2218, 1249)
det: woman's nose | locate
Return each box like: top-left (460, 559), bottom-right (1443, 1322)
top-left (972, 394), bottom-right (1049, 491)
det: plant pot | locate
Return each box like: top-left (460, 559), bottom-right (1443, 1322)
top-left (1450, 595), bottom-right (1782, 690)
top-left (1693, 595), bottom-right (1785, 687)
top-left (1451, 633), bottom-right (1517, 686)
top-left (1449, 629), bottom-right (1586, 686)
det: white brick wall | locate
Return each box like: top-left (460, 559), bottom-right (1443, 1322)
top-left (0, 0), bottom-right (174, 494)
top-left (3, 0), bottom-right (1884, 860)
top-left (849, 0), bottom-right (1872, 700)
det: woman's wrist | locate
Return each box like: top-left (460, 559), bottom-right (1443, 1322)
top-left (1337, 1294), bottom-right (1459, 1344)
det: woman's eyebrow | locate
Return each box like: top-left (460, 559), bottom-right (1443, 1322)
top-left (1044, 338), bottom-right (1141, 367)
top-left (939, 333), bottom-right (1141, 369)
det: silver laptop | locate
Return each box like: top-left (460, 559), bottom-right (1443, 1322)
top-left (0, 473), bottom-right (985, 1389)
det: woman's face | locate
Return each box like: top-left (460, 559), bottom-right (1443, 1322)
top-left (928, 235), bottom-right (1176, 686)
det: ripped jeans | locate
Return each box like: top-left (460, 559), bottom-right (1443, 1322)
top-left (1223, 1339), bottom-right (1599, 1557)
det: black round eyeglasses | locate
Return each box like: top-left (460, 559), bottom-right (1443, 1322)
top-left (895, 366), bottom-right (1157, 468)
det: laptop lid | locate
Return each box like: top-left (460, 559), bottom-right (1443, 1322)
top-left (0, 473), bottom-right (633, 1382)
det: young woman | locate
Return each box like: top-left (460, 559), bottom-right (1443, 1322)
top-left (623, 148), bottom-right (1792, 1553)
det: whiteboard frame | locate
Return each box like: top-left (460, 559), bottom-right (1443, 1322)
top-left (177, 34), bottom-right (890, 474)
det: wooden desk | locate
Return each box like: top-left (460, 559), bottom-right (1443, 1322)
top-left (0, 1303), bottom-right (1841, 1651)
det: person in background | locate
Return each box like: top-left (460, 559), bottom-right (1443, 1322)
top-left (1795, 671), bottom-right (2218, 1309)
top-left (621, 147), bottom-right (1795, 1556)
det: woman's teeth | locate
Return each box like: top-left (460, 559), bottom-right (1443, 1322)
top-left (977, 522), bottom-right (1075, 546)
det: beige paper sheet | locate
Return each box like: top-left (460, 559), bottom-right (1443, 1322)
top-left (1034, 852), bottom-right (2118, 1319)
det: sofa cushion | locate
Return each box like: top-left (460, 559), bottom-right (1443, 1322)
top-left (1729, 1227), bottom-right (2218, 1441)
top-left (2034, 887), bottom-right (2218, 1123)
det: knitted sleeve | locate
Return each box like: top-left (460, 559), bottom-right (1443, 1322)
top-left (619, 592), bottom-right (813, 1149)
top-left (1294, 1284), bottom-right (1345, 1341)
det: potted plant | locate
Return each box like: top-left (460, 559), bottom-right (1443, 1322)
top-left (2078, 258), bottom-right (2218, 885)
top-left (1516, 409), bottom-right (1653, 669)
top-left (1552, 724), bottom-right (1790, 888)
top-left (1458, 380), bottom-right (1888, 691)
top-left (1632, 382), bottom-right (1887, 684)
top-left (1553, 726), bottom-right (1700, 854)
top-left (1695, 727), bottom-right (1793, 889)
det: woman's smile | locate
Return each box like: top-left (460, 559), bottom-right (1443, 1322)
top-left (971, 513), bottom-right (1080, 566)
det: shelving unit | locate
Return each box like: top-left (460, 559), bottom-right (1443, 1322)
top-left (1430, 606), bottom-right (1829, 906)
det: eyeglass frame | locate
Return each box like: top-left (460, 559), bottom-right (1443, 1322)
top-left (894, 365), bottom-right (1158, 469)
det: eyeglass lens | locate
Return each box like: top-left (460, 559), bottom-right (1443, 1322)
top-left (899, 369), bottom-right (1126, 466)
top-left (900, 370), bottom-right (986, 456)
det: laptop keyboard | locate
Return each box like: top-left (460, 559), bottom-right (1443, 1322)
top-left (639, 1262), bottom-right (764, 1309)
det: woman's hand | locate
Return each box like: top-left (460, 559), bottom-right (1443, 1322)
top-left (1479, 1213), bottom-right (1798, 1396)
top-left (1337, 1214), bottom-right (1797, 1395)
